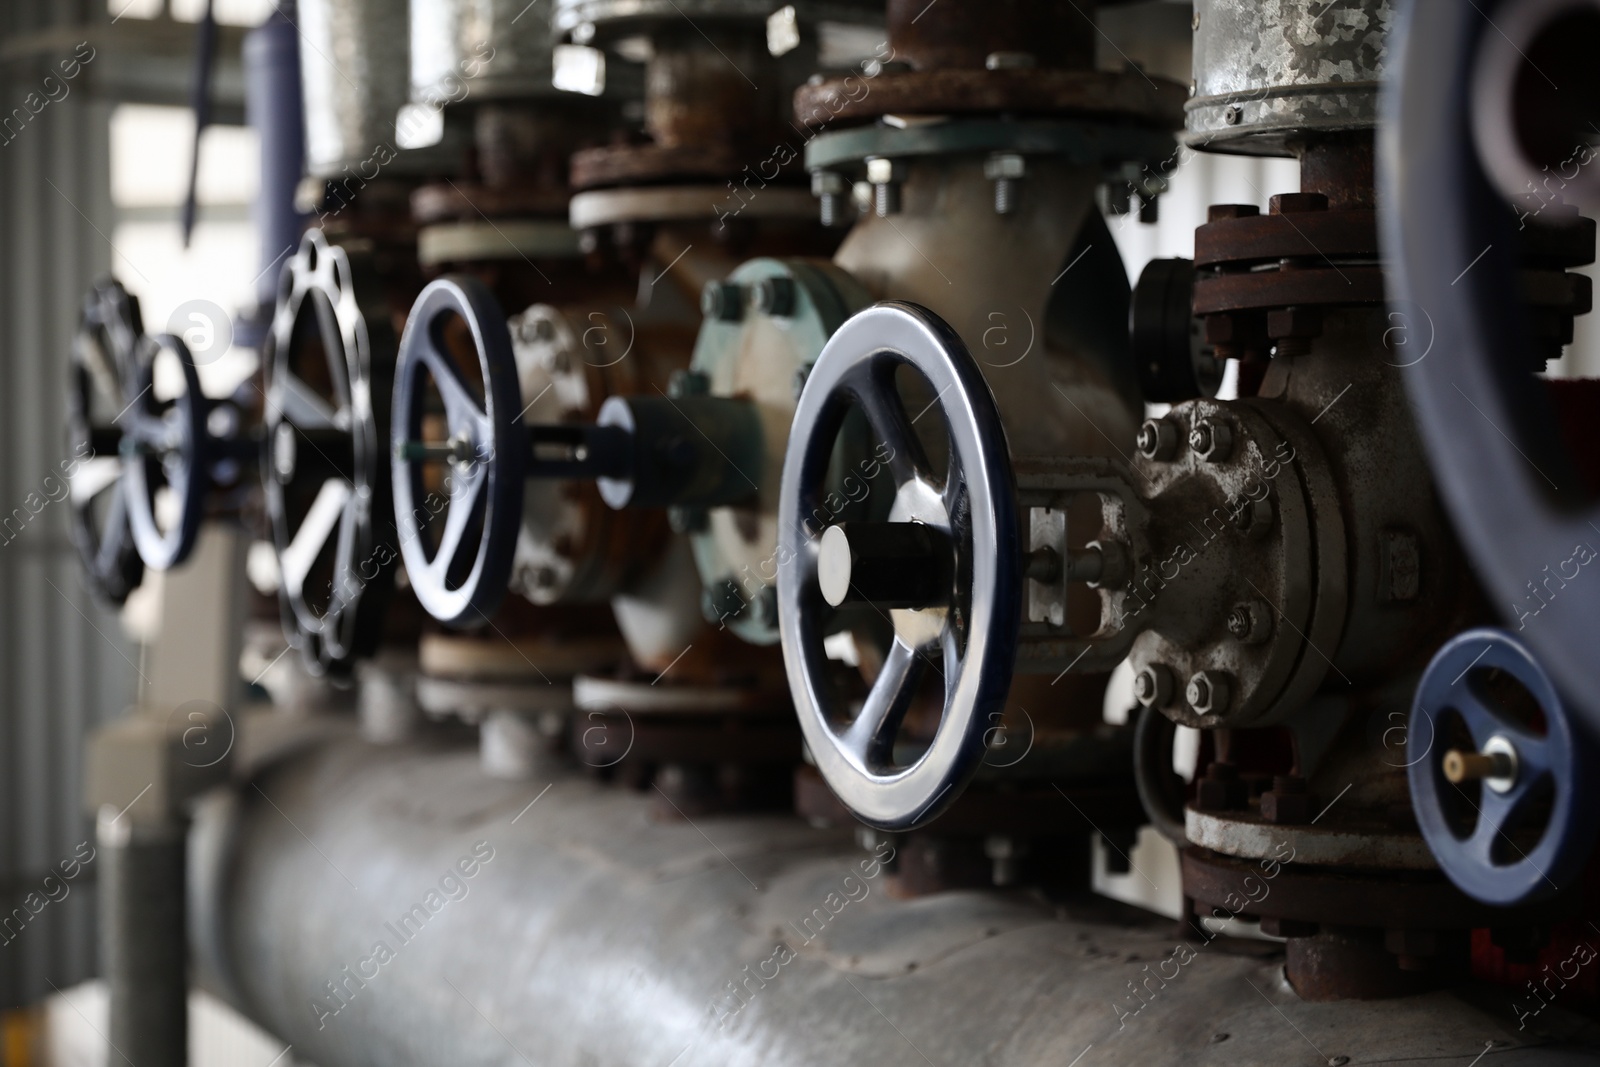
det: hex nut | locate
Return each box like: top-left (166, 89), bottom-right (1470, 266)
top-left (1133, 663), bottom-right (1176, 708)
top-left (1136, 418), bottom-right (1180, 461)
top-left (667, 369), bottom-right (711, 397)
top-left (1189, 418), bottom-right (1234, 462)
top-left (1186, 670), bottom-right (1233, 715)
top-left (751, 276), bottom-right (796, 317)
top-left (984, 153), bottom-right (1027, 181)
top-left (1225, 600), bottom-right (1273, 644)
top-left (1232, 496), bottom-right (1275, 538)
top-left (701, 282), bottom-right (744, 322)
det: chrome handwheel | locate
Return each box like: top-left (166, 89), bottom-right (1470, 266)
top-left (777, 302), bottom-right (1022, 831)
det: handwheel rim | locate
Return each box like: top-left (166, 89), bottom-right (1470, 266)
top-left (264, 230), bottom-right (393, 673)
top-left (1409, 627), bottom-right (1599, 907)
top-left (122, 333), bottom-right (207, 571)
top-left (777, 302), bottom-right (1021, 832)
top-left (1384, 0), bottom-right (1600, 736)
top-left (391, 276), bottom-right (525, 627)
top-left (68, 278), bottom-right (145, 603)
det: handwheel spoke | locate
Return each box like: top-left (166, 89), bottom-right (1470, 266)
top-left (1467, 782), bottom-right (1536, 867)
top-left (96, 485), bottom-right (130, 568)
top-left (328, 496), bottom-right (360, 616)
top-left (272, 369), bottom-right (340, 431)
top-left (430, 465), bottom-right (486, 575)
top-left (419, 343), bottom-right (487, 436)
top-left (280, 479), bottom-right (351, 595)
top-left (846, 358), bottom-right (933, 487)
top-left (843, 636), bottom-right (924, 767)
top-left (71, 457), bottom-right (122, 504)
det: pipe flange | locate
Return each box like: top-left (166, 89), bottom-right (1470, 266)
top-left (794, 69), bottom-right (1185, 131)
top-left (686, 258), bottom-right (873, 646)
top-left (804, 119), bottom-right (1178, 181)
top-left (505, 303), bottom-right (672, 606)
top-left (1125, 398), bottom-right (1348, 729)
top-left (569, 185), bottom-right (818, 230)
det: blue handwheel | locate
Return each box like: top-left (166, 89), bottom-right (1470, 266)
top-left (122, 333), bottom-right (208, 571)
top-left (1409, 627), bottom-right (1599, 906)
top-left (391, 277), bottom-right (526, 627)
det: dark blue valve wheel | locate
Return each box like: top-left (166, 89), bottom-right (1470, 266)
top-left (1409, 628), bottom-right (1599, 907)
top-left (264, 230), bottom-right (395, 675)
top-left (777, 302), bottom-right (1022, 832)
top-left (1384, 1), bottom-right (1600, 732)
top-left (67, 278), bottom-right (146, 603)
top-left (122, 333), bottom-right (208, 571)
top-left (391, 276), bottom-right (526, 627)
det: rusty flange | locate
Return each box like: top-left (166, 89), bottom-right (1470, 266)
top-left (505, 303), bottom-right (679, 607)
top-left (1193, 207), bottom-right (1380, 269)
top-left (411, 182), bottom-right (571, 225)
top-left (793, 69), bottom-right (1185, 130)
top-left (569, 142), bottom-right (785, 192)
top-left (1181, 847), bottom-right (1560, 932)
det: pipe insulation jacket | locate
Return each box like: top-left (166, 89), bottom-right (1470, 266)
top-left (189, 732), bottom-right (1600, 1066)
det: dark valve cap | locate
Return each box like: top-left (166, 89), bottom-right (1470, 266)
top-left (818, 522), bottom-right (952, 609)
top-left (1130, 258), bottom-right (1222, 403)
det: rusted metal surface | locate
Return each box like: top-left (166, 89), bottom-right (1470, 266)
top-left (1186, 808), bottom-right (1435, 869)
top-left (570, 142), bottom-right (761, 191)
top-left (1181, 849), bottom-right (1562, 932)
top-left (793, 69), bottom-right (1186, 129)
top-left (884, 0), bottom-right (1096, 71)
top-left (1193, 208), bottom-right (1379, 268)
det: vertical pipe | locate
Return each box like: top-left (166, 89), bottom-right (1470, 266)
top-left (242, 1), bottom-right (307, 335)
top-left (100, 810), bottom-right (187, 1067)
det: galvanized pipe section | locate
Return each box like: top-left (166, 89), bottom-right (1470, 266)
top-left (191, 733), bottom-right (1596, 1066)
top-left (1186, 0), bottom-right (1394, 154)
top-left (102, 813), bottom-right (187, 1067)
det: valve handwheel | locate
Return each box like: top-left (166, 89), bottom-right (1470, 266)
top-left (68, 278), bottom-right (145, 603)
top-left (391, 276), bottom-right (526, 627)
top-left (264, 231), bottom-right (394, 673)
top-left (1385, 1), bottom-right (1600, 733)
top-left (777, 302), bottom-right (1021, 831)
top-left (121, 332), bottom-right (207, 571)
top-left (1409, 628), bottom-right (1599, 907)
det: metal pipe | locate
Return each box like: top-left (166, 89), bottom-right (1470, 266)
top-left (101, 810), bottom-right (187, 1067)
top-left (190, 731), bottom-right (1596, 1066)
top-left (242, 3), bottom-right (307, 326)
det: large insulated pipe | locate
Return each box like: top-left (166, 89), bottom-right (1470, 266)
top-left (242, 2), bottom-right (308, 331)
top-left (190, 733), bottom-right (1592, 1066)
